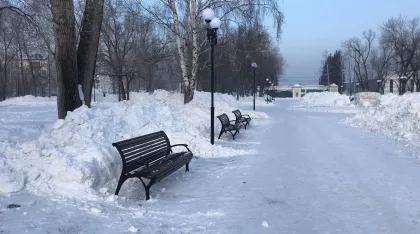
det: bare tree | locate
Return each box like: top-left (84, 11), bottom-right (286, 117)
top-left (370, 43), bottom-right (395, 94)
top-left (139, 0), bottom-right (284, 104)
top-left (50, 0), bottom-right (104, 118)
top-left (77, 0), bottom-right (104, 107)
top-left (343, 30), bottom-right (375, 91)
top-left (381, 16), bottom-right (420, 94)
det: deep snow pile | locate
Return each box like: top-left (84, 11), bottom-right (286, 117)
top-left (346, 93), bottom-right (420, 145)
top-left (297, 92), bottom-right (353, 107)
top-left (0, 90), bottom-right (268, 199)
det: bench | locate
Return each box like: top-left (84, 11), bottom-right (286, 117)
top-left (112, 131), bottom-right (193, 200)
top-left (217, 113), bottom-right (241, 140)
top-left (232, 109), bottom-right (251, 129)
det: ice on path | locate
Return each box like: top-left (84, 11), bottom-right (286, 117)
top-left (128, 226), bottom-right (138, 232)
top-left (262, 221), bottom-right (269, 228)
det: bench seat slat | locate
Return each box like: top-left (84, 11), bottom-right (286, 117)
top-left (123, 141), bottom-right (168, 159)
top-left (120, 137), bottom-right (168, 152)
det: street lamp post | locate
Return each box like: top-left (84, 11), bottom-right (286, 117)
top-left (252, 62), bottom-right (257, 111)
top-left (203, 8), bottom-right (221, 145)
top-left (376, 79), bottom-right (381, 94)
top-left (265, 78), bottom-right (272, 104)
top-left (94, 75), bottom-right (100, 102)
top-left (400, 76), bottom-right (407, 95)
top-left (265, 78), bottom-right (269, 104)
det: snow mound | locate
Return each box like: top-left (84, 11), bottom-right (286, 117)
top-left (0, 95), bottom-right (56, 106)
top-left (0, 90), bottom-right (268, 199)
top-left (354, 92), bottom-right (381, 108)
top-left (345, 93), bottom-right (420, 144)
top-left (296, 92), bottom-right (352, 107)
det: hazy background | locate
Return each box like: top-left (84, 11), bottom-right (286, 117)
top-left (275, 0), bottom-right (420, 85)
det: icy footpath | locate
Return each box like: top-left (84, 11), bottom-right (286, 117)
top-left (346, 93), bottom-right (420, 147)
top-left (0, 91), bottom-right (268, 199)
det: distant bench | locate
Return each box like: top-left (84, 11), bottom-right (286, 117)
top-left (217, 113), bottom-right (241, 140)
top-left (233, 109), bottom-right (251, 129)
top-left (112, 131), bottom-right (193, 200)
top-left (217, 109), bottom-right (252, 140)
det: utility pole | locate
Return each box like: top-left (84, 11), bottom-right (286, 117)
top-left (327, 61), bottom-right (330, 86)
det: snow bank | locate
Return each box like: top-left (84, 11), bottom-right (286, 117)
top-left (354, 92), bottom-right (381, 108)
top-left (0, 90), bottom-right (267, 199)
top-left (295, 92), bottom-right (353, 107)
top-left (0, 95), bottom-right (56, 106)
top-left (346, 93), bottom-right (420, 145)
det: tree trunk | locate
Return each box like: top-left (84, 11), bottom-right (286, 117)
top-left (23, 51), bottom-right (37, 96)
top-left (126, 77), bottom-right (132, 100)
top-left (18, 44), bottom-right (25, 96)
top-left (77, 0), bottom-right (104, 108)
top-left (0, 59), bottom-right (3, 100)
top-left (2, 59), bottom-right (7, 100)
top-left (51, 0), bottom-right (82, 119)
top-left (168, 0), bottom-right (190, 104)
top-left (188, 0), bottom-right (199, 103)
top-left (119, 77), bottom-right (126, 100)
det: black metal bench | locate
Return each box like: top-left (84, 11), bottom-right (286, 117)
top-left (232, 109), bottom-right (251, 129)
top-left (217, 113), bottom-right (241, 140)
top-left (112, 131), bottom-right (193, 200)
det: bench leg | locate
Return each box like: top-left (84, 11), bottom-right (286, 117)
top-left (115, 176), bottom-right (126, 195)
top-left (218, 130), bottom-right (224, 139)
top-left (145, 187), bottom-right (150, 200)
top-left (231, 130), bottom-right (238, 140)
top-left (139, 177), bottom-right (154, 201)
top-left (185, 163), bottom-right (190, 172)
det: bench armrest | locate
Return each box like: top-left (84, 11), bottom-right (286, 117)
top-left (230, 120), bottom-right (237, 123)
top-left (241, 114), bottom-right (250, 117)
top-left (170, 144), bottom-right (191, 152)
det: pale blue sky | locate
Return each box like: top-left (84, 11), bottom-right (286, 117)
top-left (275, 0), bottom-right (420, 85)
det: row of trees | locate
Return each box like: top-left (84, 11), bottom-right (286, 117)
top-left (320, 16), bottom-right (420, 95)
top-left (319, 50), bottom-right (344, 91)
top-left (0, 0), bottom-right (284, 119)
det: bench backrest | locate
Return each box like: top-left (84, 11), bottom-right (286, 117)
top-left (232, 110), bottom-right (242, 119)
top-left (112, 131), bottom-right (171, 173)
top-left (217, 114), bottom-right (231, 128)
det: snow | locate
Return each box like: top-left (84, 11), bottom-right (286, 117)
top-left (128, 226), bottom-right (138, 232)
top-left (354, 92), bottom-right (381, 107)
top-left (291, 92), bottom-right (358, 113)
top-left (0, 95), bottom-right (56, 106)
top-left (0, 90), bottom-right (268, 200)
top-left (346, 93), bottom-right (420, 147)
top-left (2, 100), bottom-right (420, 233)
top-left (202, 8), bottom-right (215, 20)
top-left (298, 92), bottom-right (352, 107)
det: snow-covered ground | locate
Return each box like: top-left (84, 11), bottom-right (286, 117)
top-left (291, 92), bottom-right (359, 113)
top-left (2, 93), bottom-right (420, 233)
top-left (346, 93), bottom-right (420, 149)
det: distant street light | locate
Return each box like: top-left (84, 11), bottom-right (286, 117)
top-left (94, 75), bottom-right (100, 102)
top-left (252, 62), bottom-right (257, 111)
top-left (377, 79), bottom-right (381, 94)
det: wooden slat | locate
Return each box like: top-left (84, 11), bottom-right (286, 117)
top-left (123, 140), bottom-right (168, 158)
